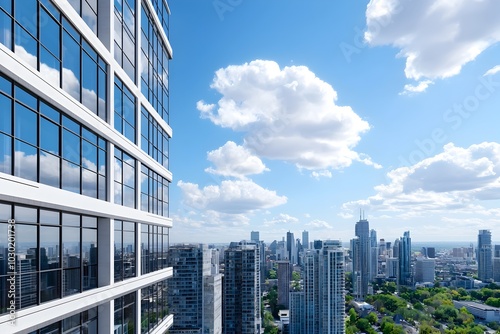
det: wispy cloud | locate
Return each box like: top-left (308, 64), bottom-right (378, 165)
top-left (484, 65), bottom-right (500, 77)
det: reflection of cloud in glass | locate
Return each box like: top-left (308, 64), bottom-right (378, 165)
top-left (114, 158), bottom-right (135, 195)
top-left (14, 45), bottom-right (104, 115)
top-left (0, 150), bottom-right (105, 197)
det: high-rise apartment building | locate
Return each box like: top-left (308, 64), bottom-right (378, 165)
top-left (250, 231), bottom-right (259, 243)
top-left (277, 260), bottom-right (291, 308)
top-left (369, 229), bottom-right (378, 280)
top-left (286, 231), bottom-right (295, 264)
top-left (0, 0), bottom-right (173, 333)
top-left (302, 230), bottom-right (309, 249)
top-left (352, 218), bottom-right (369, 299)
top-left (167, 244), bottom-right (222, 333)
top-left (320, 240), bottom-right (345, 334)
top-left (290, 240), bottom-right (345, 334)
top-left (398, 231), bottom-right (412, 286)
top-left (478, 230), bottom-right (493, 282)
top-left (223, 241), bottom-right (261, 334)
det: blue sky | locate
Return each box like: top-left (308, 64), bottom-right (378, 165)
top-left (167, 0), bottom-right (500, 245)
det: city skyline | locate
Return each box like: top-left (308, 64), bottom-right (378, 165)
top-left (168, 1), bottom-right (500, 244)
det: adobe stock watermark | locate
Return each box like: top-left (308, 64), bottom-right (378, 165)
top-left (7, 219), bottom-right (16, 325)
top-left (213, 0), bottom-right (243, 21)
top-left (339, 4), bottom-right (402, 63)
top-left (398, 74), bottom-right (500, 168)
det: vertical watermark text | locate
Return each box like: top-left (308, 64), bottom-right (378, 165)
top-left (7, 219), bottom-right (16, 325)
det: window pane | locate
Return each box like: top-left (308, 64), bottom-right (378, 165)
top-left (62, 213), bottom-right (80, 227)
top-left (82, 228), bottom-right (97, 262)
top-left (41, 270), bottom-right (61, 302)
top-left (40, 7), bottom-right (60, 57)
top-left (14, 24), bottom-right (37, 69)
top-left (0, 92), bottom-right (11, 135)
top-left (63, 129), bottom-right (80, 164)
top-left (40, 47), bottom-right (61, 88)
top-left (63, 227), bottom-right (80, 267)
top-left (0, 133), bottom-right (12, 174)
top-left (15, 103), bottom-right (37, 145)
top-left (82, 216), bottom-right (97, 228)
top-left (40, 102), bottom-right (60, 123)
top-left (0, 10), bottom-right (13, 50)
top-left (15, 224), bottom-right (37, 271)
top-left (62, 31), bottom-right (81, 101)
top-left (82, 140), bottom-right (97, 172)
top-left (40, 117), bottom-right (59, 154)
top-left (82, 51), bottom-right (97, 114)
top-left (40, 210), bottom-right (60, 225)
top-left (40, 151), bottom-right (60, 187)
top-left (82, 1), bottom-right (97, 35)
top-left (62, 160), bottom-right (80, 193)
top-left (41, 225), bottom-right (60, 269)
top-left (17, 273), bottom-right (38, 308)
top-left (63, 268), bottom-right (80, 296)
top-left (14, 140), bottom-right (37, 181)
top-left (82, 169), bottom-right (97, 198)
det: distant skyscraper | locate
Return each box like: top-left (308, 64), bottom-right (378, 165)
top-left (168, 244), bottom-right (213, 332)
top-left (287, 231), bottom-right (296, 264)
top-left (370, 229), bottom-right (378, 280)
top-left (352, 218), bottom-right (370, 299)
top-left (223, 241), bottom-right (261, 334)
top-left (303, 230), bottom-right (310, 249)
top-left (398, 231), bottom-right (412, 286)
top-left (493, 245), bottom-right (500, 282)
top-left (415, 258), bottom-right (435, 283)
top-left (278, 261), bottom-right (291, 308)
top-left (386, 258), bottom-right (398, 279)
top-left (478, 230), bottom-right (493, 281)
top-left (251, 231), bottom-right (260, 242)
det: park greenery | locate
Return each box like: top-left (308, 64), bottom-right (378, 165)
top-left (346, 281), bottom-right (500, 334)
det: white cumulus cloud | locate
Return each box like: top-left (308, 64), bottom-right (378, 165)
top-left (341, 142), bottom-right (500, 217)
top-left (205, 141), bottom-right (269, 179)
top-left (400, 80), bottom-right (434, 95)
top-left (177, 179), bottom-right (287, 215)
top-left (197, 60), bottom-right (377, 171)
top-left (365, 0), bottom-right (500, 81)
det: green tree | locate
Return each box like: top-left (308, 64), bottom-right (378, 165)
top-left (268, 270), bottom-right (277, 279)
top-left (367, 312), bottom-right (378, 325)
top-left (292, 271), bottom-right (300, 281)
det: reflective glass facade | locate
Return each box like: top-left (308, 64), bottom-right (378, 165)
top-left (141, 223), bottom-right (169, 275)
top-left (151, 0), bottom-right (169, 37)
top-left (114, 292), bottom-right (136, 334)
top-left (141, 105), bottom-right (169, 168)
top-left (114, 0), bottom-right (137, 82)
top-left (0, 75), bottom-right (107, 199)
top-left (141, 280), bottom-right (169, 334)
top-left (140, 164), bottom-right (169, 217)
top-left (114, 76), bottom-right (137, 144)
top-left (0, 0), bottom-right (108, 120)
top-left (68, 0), bottom-right (98, 37)
top-left (0, 0), bottom-right (172, 332)
top-left (114, 147), bottom-right (136, 208)
top-left (0, 203), bottom-right (98, 313)
top-left (140, 3), bottom-right (169, 122)
top-left (114, 220), bottom-right (136, 282)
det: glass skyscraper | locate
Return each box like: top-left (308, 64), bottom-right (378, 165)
top-left (478, 229), bottom-right (493, 282)
top-left (0, 0), bottom-right (173, 333)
